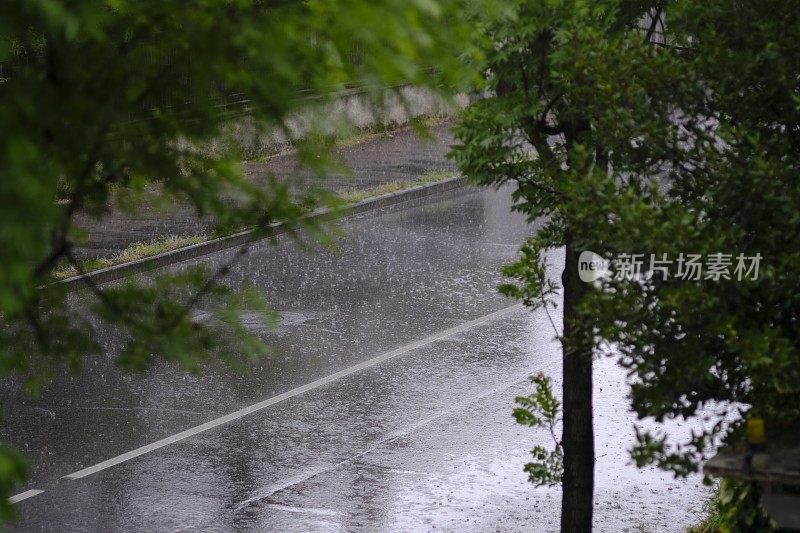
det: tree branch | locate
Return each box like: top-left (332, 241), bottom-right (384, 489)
top-left (644, 6), bottom-right (664, 44)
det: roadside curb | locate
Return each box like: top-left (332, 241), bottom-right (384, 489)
top-left (58, 176), bottom-right (468, 292)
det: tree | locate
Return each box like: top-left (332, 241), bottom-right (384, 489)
top-left (452, 2), bottom-right (663, 528)
top-left (0, 0), bottom-right (495, 519)
top-left (454, 0), bottom-right (800, 530)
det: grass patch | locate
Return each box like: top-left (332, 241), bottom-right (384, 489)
top-left (337, 169), bottom-right (456, 204)
top-left (335, 115), bottom-right (447, 149)
top-left (54, 234), bottom-right (208, 279)
top-left (335, 128), bottom-right (386, 148)
top-left (247, 115), bottom-right (450, 160)
top-left (687, 486), bottom-right (724, 533)
top-left (417, 168), bottom-right (456, 182)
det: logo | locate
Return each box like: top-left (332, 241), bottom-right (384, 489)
top-left (578, 250), bottom-right (610, 283)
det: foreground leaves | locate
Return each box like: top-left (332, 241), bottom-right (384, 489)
top-left (0, 0), bottom-right (502, 517)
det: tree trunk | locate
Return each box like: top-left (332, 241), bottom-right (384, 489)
top-left (560, 232), bottom-right (595, 532)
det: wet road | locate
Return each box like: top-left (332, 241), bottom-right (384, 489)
top-left (4, 187), bottom-right (707, 531)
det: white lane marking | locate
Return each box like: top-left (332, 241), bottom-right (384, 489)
top-left (233, 369), bottom-right (547, 512)
top-left (62, 303), bottom-right (523, 481)
top-left (9, 489), bottom-right (45, 504)
top-left (262, 503), bottom-right (344, 517)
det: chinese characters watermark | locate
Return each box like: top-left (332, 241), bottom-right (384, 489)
top-left (579, 251), bottom-right (762, 283)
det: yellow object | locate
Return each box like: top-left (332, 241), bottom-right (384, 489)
top-left (746, 418), bottom-right (765, 445)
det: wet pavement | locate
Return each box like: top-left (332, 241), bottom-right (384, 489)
top-left (4, 186), bottom-right (708, 531)
top-left (73, 123), bottom-right (456, 260)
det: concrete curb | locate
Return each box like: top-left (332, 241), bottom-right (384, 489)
top-left (58, 176), bottom-right (468, 292)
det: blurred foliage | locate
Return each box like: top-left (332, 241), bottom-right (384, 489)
top-left (452, 0), bottom-right (800, 528)
top-left (0, 0), bottom-right (502, 520)
top-left (0, 447), bottom-right (26, 521)
top-left (689, 480), bottom-right (774, 533)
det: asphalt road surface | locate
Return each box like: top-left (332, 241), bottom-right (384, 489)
top-left (4, 186), bottom-right (708, 532)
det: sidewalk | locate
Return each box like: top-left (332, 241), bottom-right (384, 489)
top-left (72, 121), bottom-right (456, 262)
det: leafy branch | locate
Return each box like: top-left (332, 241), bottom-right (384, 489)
top-left (513, 372), bottom-right (564, 487)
